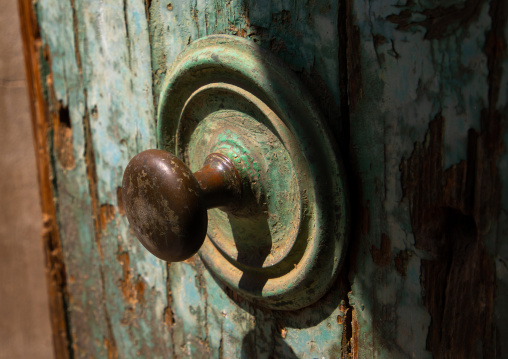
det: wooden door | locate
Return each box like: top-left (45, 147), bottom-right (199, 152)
top-left (20, 0), bottom-right (507, 357)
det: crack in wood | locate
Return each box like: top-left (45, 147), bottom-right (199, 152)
top-left (123, 0), bottom-right (133, 72)
top-left (164, 264), bottom-right (177, 357)
top-left (69, 1), bottom-right (121, 355)
top-left (338, 0), bottom-right (363, 357)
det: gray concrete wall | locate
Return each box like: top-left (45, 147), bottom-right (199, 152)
top-left (0, 1), bottom-right (53, 358)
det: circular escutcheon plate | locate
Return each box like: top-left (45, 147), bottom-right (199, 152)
top-left (158, 35), bottom-right (348, 310)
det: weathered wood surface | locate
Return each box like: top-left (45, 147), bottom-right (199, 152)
top-left (19, 1), bottom-right (72, 357)
top-left (346, 0), bottom-right (507, 357)
top-left (0, 1), bottom-right (52, 357)
top-left (21, 0), bottom-right (507, 358)
top-left (21, 0), bottom-right (170, 357)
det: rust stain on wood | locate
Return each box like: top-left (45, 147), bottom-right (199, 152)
top-left (104, 337), bottom-right (118, 359)
top-left (164, 303), bottom-right (175, 328)
top-left (117, 248), bottom-right (146, 306)
top-left (338, 300), bottom-right (347, 325)
top-left (164, 273), bottom-right (176, 357)
top-left (41, 44), bottom-right (76, 170)
top-left (341, 302), bottom-right (359, 359)
top-left (144, 0), bottom-right (152, 22)
top-left (228, 24), bottom-right (248, 37)
top-left (99, 204), bottom-right (116, 232)
top-left (276, 320), bottom-right (287, 339)
top-left (116, 187), bottom-right (125, 216)
top-left (351, 309), bottom-right (359, 359)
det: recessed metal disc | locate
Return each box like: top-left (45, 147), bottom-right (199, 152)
top-left (158, 35), bottom-right (348, 310)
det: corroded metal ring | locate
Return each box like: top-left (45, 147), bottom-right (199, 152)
top-left (158, 35), bottom-right (349, 310)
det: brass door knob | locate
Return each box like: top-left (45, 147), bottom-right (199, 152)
top-left (122, 35), bottom-right (348, 310)
top-left (122, 149), bottom-right (241, 262)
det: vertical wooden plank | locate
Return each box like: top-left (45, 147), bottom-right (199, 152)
top-left (30, 0), bottom-right (173, 356)
top-left (74, 1), bottom-right (170, 355)
top-left (148, 0), bottom-right (349, 357)
top-left (18, 1), bottom-right (71, 357)
top-left (346, 0), bottom-right (507, 357)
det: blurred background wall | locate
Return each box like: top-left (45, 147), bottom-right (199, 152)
top-left (0, 0), bottom-right (53, 358)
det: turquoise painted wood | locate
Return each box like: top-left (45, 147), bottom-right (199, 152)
top-left (29, 0), bottom-right (507, 357)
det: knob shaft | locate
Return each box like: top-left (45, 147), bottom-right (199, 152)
top-left (122, 149), bottom-right (241, 262)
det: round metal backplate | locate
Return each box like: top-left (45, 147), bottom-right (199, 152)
top-left (158, 35), bottom-right (348, 310)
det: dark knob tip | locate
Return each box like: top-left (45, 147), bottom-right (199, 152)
top-left (122, 149), bottom-right (207, 262)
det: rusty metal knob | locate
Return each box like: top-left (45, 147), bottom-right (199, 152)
top-left (122, 149), bottom-right (242, 262)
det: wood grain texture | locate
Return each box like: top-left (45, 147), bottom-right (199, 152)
top-left (347, 0), bottom-right (507, 357)
top-left (18, 0), bottom-right (72, 357)
top-left (23, 0), bottom-right (170, 357)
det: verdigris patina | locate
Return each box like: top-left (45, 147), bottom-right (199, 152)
top-left (152, 35), bottom-right (350, 310)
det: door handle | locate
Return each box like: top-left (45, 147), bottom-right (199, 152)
top-left (122, 35), bottom-right (349, 310)
top-left (122, 150), bottom-right (242, 262)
